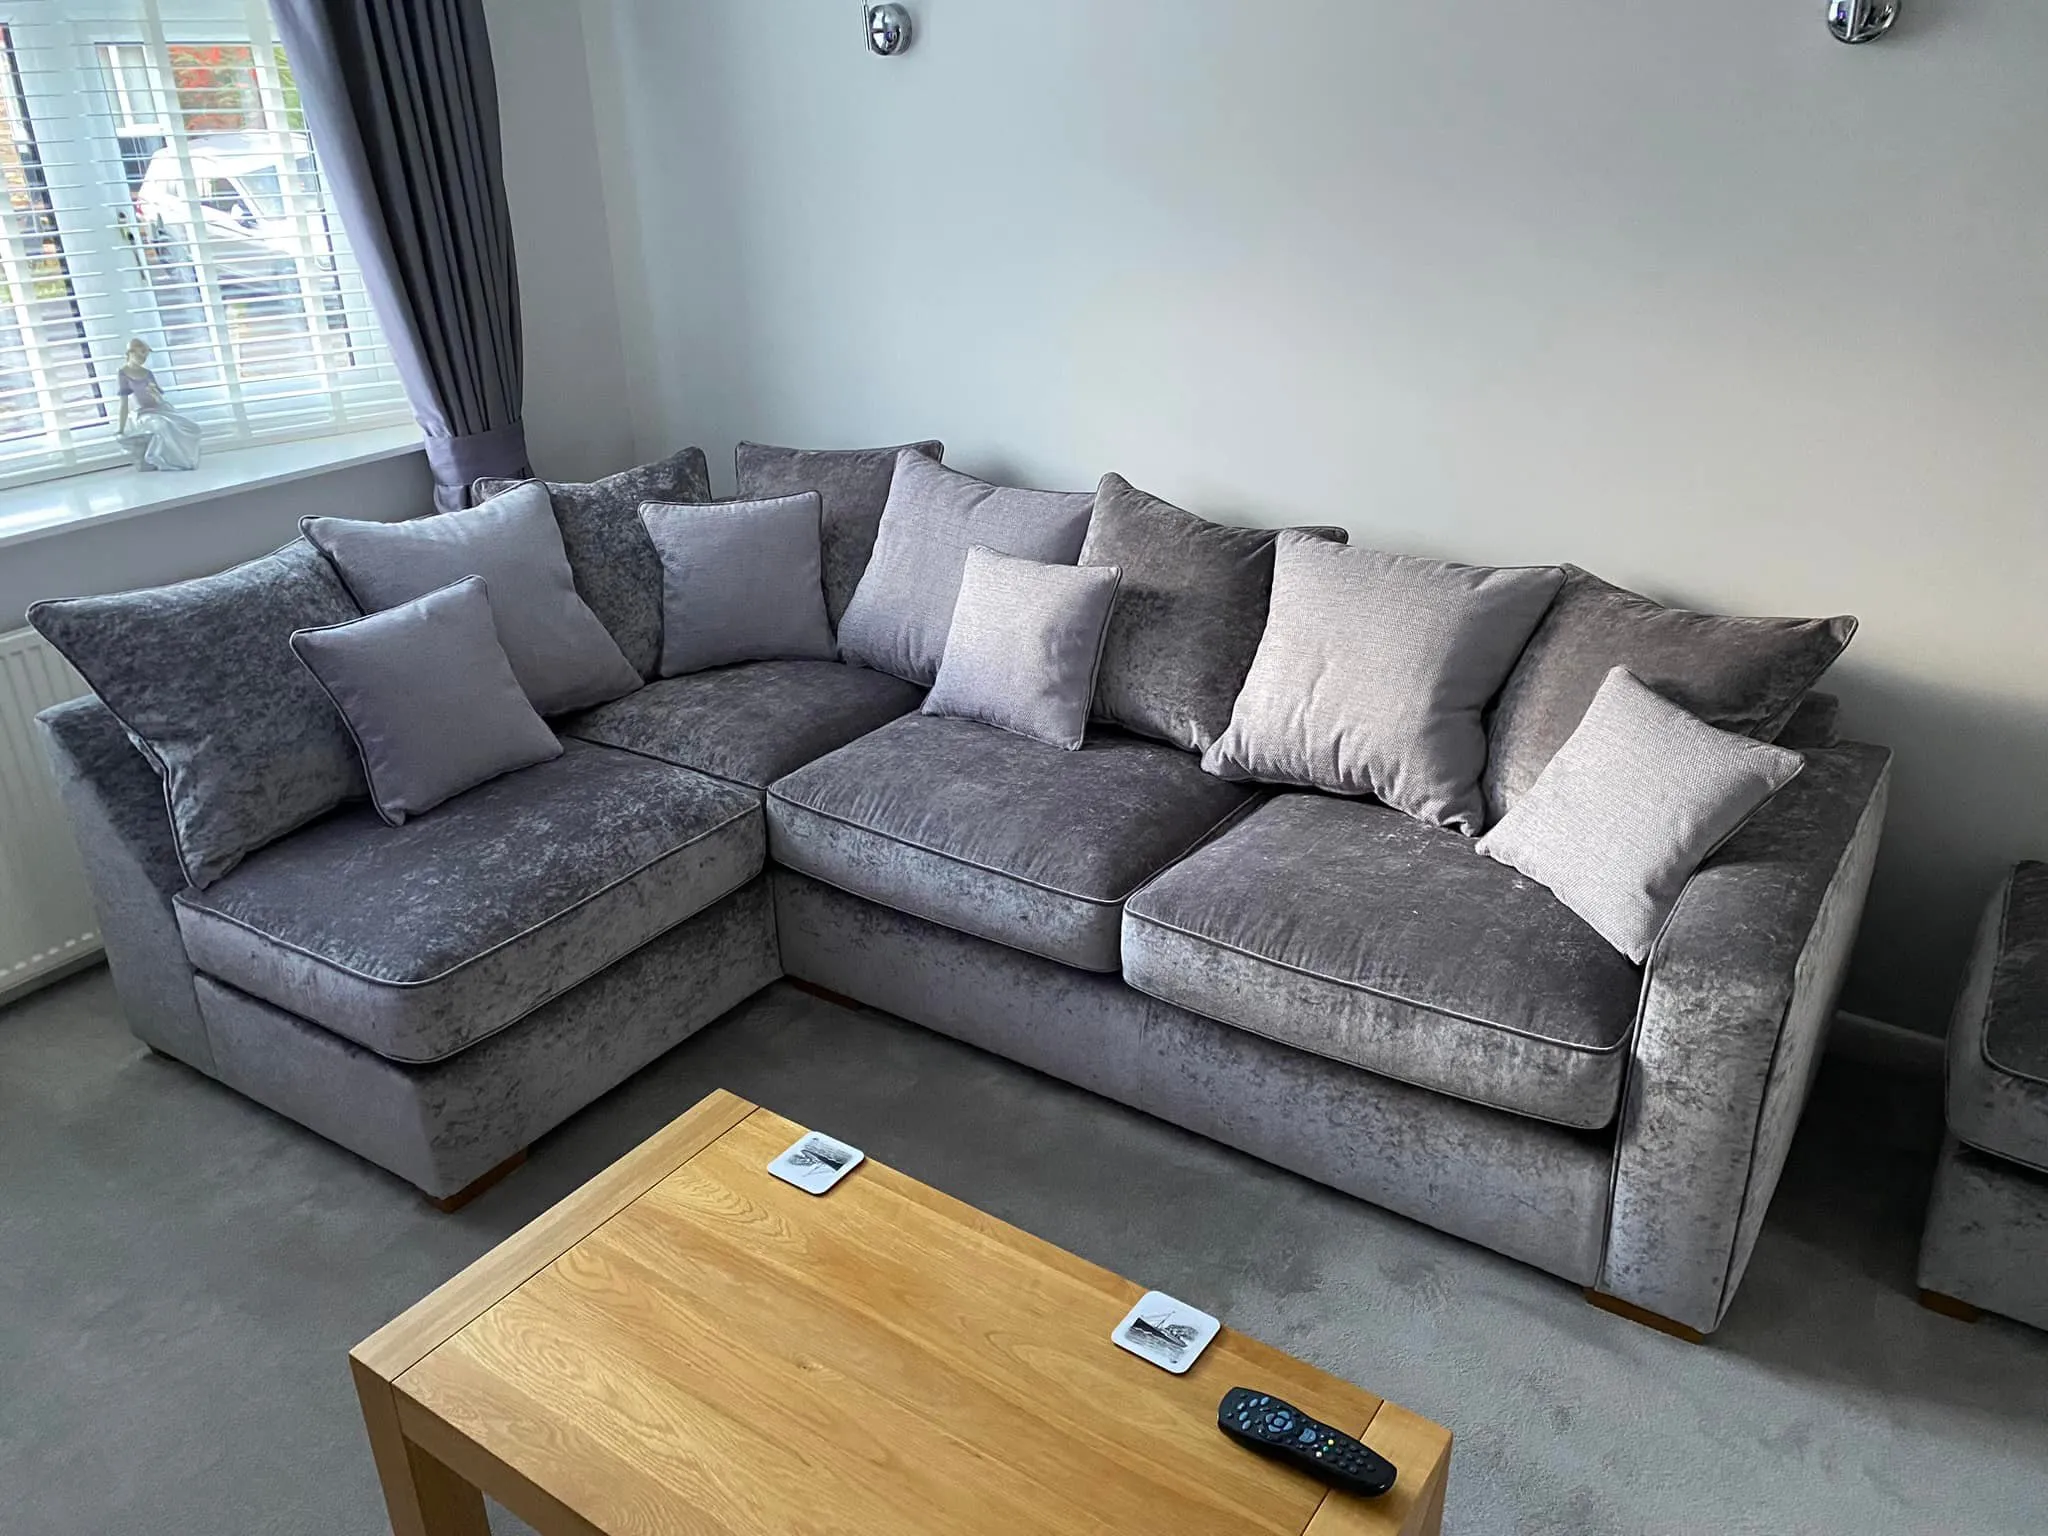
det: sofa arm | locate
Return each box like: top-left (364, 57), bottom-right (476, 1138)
top-left (37, 696), bottom-right (215, 1072)
top-left (1597, 742), bottom-right (1890, 1335)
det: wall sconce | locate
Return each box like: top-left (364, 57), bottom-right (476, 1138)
top-left (865, 4), bottom-right (912, 56)
top-left (1826, 0), bottom-right (1899, 42)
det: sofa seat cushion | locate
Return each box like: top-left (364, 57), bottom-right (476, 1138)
top-left (766, 714), bottom-right (1258, 971)
top-left (175, 742), bottom-right (763, 1064)
top-left (1946, 861), bottom-right (2048, 1172)
top-left (560, 660), bottom-right (925, 791)
top-left (1122, 792), bottom-right (1644, 1129)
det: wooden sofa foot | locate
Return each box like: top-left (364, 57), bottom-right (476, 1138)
top-left (1584, 1288), bottom-right (1708, 1344)
top-left (1917, 1288), bottom-right (1983, 1323)
top-left (788, 978), bottom-right (864, 1011)
top-left (429, 1149), bottom-right (527, 1213)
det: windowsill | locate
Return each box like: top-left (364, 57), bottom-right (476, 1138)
top-left (0, 424), bottom-right (426, 552)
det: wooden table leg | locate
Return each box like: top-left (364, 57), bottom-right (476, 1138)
top-left (354, 1358), bottom-right (490, 1535)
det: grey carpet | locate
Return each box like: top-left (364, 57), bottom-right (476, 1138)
top-left (2, 970), bottom-right (2044, 1535)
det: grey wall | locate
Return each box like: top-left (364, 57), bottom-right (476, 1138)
top-left (547, 0), bottom-right (2048, 1031)
top-left (1, 451), bottom-right (432, 629)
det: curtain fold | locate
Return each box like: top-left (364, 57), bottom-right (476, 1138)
top-left (275, 0), bottom-right (528, 510)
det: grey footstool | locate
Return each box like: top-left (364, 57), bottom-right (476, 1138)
top-left (1918, 861), bottom-right (2048, 1330)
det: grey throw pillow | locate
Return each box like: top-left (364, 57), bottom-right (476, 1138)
top-left (1080, 473), bottom-right (1347, 753)
top-left (640, 493), bottom-right (837, 676)
top-left (922, 547), bottom-right (1122, 750)
top-left (1203, 535), bottom-right (1563, 833)
top-left (735, 439), bottom-right (944, 627)
top-left (27, 540), bottom-right (366, 888)
top-left (1477, 668), bottom-right (1805, 962)
top-left (1482, 565), bottom-right (1855, 824)
top-left (290, 577), bottom-right (562, 826)
top-left (475, 446), bottom-right (711, 677)
top-left (836, 451), bottom-right (1097, 686)
top-left (304, 482), bottom-right (642, 716)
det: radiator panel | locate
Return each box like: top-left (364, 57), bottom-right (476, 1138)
top-left (0, 625), bottom-right (98, 1002)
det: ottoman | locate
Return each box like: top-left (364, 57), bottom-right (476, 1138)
top-left (1918, 861), bottom-right (2048, 1330)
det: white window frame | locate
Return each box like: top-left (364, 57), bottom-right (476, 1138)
top-left (0, 0), bottom-right (410, 491)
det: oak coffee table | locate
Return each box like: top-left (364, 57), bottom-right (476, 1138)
top-left (352, 1090), bottom-right (1452, 1535)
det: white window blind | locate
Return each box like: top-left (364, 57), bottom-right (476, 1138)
top-left (0, 0), bottom-right (411, 489)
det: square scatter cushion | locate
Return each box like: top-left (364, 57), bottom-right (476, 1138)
top-left (836, 451), bottom-right (1096, 686)
top-left (304, 481), bottom-right (642, 716)
top-left (922, 547), bottom-right (1122, 750)
top-left (475, 446), bottom-right (711, 678)
top-left (27, 540), bottom-right (366, 888)
top-left (1080, 473), bottom-right (1347, 753)
top-left (1203, 535), bottom-right (1563, 834)
top-left (1482, 564), bottom-right (1855, 823)
top-left (1477, 667), bottom-right (1804, 962)
top-left (640, 493), bottom-right (837, 676)
top-left (735, 439), bottom-right (943, 627)
top-left (290, 576), bottom-right (562, 826)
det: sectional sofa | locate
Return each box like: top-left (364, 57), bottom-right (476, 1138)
top-left (36, 442), bottom-right (1888, 1338)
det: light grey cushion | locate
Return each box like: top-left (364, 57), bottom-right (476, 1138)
top-left (1079, 474), bottom-right (1346, 753)
top-left (304, 482), bottom-right (642, 716)
top-left (922, 547), bottom-right (1120, 751)
top-left (1477, 668), bottom-right (1804, 963)
top-left (561, 659), bottom-right (924, 791)
top-left (27, 540), bottom-right (365, 889)
top-left (1483, 565), bottom-right (1856, 823)
top-left (1202, 535), bottom-right (1563, 834)
top-left (735, 439), bottom-right (944, 626)
top-left (289, 577), bottom-right (562, 826)
top-left (476, 446), bottom-right (712, 678)
top-left (174, 741), bottom-right (762, 1063)
top-left (1123, 792), bottom-right (1643, 1130)
top-left (835, 451), bottom-right (1096, 686)
top-left (640, 492), bottom-right (836, 676)
top-left (1943, 862), bottom-right (2048, 1172)
top-left (766, 713), bottom-right (1258, 971)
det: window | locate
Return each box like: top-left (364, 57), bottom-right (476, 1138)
top-left (0, 2), bottom-right (410, 489)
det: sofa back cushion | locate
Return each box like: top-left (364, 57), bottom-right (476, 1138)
top-left (835, 451), bottom-right (1095, 686)
top-left (475, 446), bottom-right (711, 678)
top-left (1079, 473), bottom-right (1347, 753)
top-left (1481, 565), bottom-right (1856, 824)
top-left (304, 482), bottom-right (642, 717)
top-left (1203, 534), bottom-right (1563, 834)
top-left (27, 539), bottom-right (366, 889)
top-left (735, 440), bottom-right (943, 627)
top-left (290, 576), bottom-right (563, 826)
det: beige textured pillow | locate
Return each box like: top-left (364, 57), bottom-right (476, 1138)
top-left (1202, 534), bottom-right (1563, 833)
top-left (1476, 668), bottom-right (1804, 962)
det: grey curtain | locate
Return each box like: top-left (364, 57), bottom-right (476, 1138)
top-left (275, 0), bottom-right (528, 511)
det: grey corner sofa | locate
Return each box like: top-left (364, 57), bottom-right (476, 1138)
top-left (38, 488), bottom-right (1889, 1341)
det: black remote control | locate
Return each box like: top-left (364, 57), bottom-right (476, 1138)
top-left (1216, 1387), bottom-right (1398, 1497)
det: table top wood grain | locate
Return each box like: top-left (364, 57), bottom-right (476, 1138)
top-left (353, 1090), bottom-right (1451, 1536)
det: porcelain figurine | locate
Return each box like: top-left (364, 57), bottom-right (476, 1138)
top-left (117, 338), bottom-right (202, 471)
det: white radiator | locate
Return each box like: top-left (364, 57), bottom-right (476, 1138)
top-left (0, 625), bottom-right (98, 1002)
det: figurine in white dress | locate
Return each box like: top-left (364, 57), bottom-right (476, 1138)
top-left (117, 338), bottom-right (202, 471)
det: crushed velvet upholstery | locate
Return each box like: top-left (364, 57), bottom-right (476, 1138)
top-left (175, 742), bottom-right (763, 1063)
top-left (775, 870), bottom-right (1614, 1284)
top-left (561, 660), bottom-right (925, 791)
top-left (475, 447), bottom-right (713, 679)
top-left (1943, 862), bottom-right (2048, 1172)
top-left (734, 440), bottom-right (944, 626)
top-left (28, 539), bottom-right (365, 888)
top-left (1483, 566), bottom-right (1857, 824)
top-left (1125, 793), bottom-right (1642, 1130)
top-left (1601, 743), bottom-right (1891, 1333)
top-left (37, 698), bottom-right (213, 1072)
top-left (197, 879), bottom-right (781, 1198)
top-left (1774, 691), bottom-right (1841, 751)
top-left (1917, 1135), bottom-right (2048, 1333)
top-left (767, 714), bottom-right (1259, 971)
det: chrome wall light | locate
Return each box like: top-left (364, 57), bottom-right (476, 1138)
top-left (865, 4), bottom-right (912, 56)
top-left (1826, 0), bottom-right (1899, 43)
